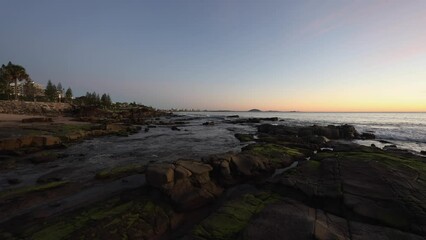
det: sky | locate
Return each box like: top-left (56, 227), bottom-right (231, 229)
top-left (0, 0), bottom-right (425, 112)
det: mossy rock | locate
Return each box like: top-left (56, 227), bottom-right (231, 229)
top-left (192, 193), bottom-right (280, 240)
top-left (242, 144), bottom-right (305, 168)
top-left (245, 144), bottom-right (304, 158)
top-left (0, 181), bottom-right (69, 200)
top-left (29, 151), bottom-right (60, 164)
top-left (95, 163), bottom-right (146, 179)
top-left (25, 198), bottom-right (174, 240)
top-left (234, 134), bottom-right (254, 142)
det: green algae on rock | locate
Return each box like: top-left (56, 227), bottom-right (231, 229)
top-left (0, 181), bottom-right (69, 200)
top-left (27, 198), bottom-right (176, 240)
top-left (191, 193), bottom-right (280, 240)
top-left (95, 163), bottom-right (146, 179)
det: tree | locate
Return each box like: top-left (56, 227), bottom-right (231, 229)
top-left (45, 80), bottom-right (57, 102)
top-left (65, 87), bottom-right (73, 102)
top-left (0, 62), bottom-right (30, 100)
top-left (23, 80), bottom-right (36, 101)
top-left (57, 82), bottom-right (63, 102)
top-left (101, 93), bottom-right (112, 108)
top-left (0, 65), bottom-right (12, 99)
top-left (23, 80), bottom-right (44, 101)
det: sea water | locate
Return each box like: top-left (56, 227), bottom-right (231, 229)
top-left (178, 112), bottom-right (426, 153)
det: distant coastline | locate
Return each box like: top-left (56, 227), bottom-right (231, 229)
top-left (173, 109), bottom-right (299, 113)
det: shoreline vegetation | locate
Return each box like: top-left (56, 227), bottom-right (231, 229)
top-left (0, 100), bottom-right (425, 239)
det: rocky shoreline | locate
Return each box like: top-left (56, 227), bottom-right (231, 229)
top-left (0, 114), bottom-right (425, 239)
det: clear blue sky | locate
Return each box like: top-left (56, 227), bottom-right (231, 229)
top-left (1, 0), bottom-right (425, 111)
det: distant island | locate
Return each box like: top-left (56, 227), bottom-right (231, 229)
top-left (248, 109), bottom-right (261, 112)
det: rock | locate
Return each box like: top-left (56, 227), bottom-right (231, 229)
top-left (261, 117), bottom-right (279, 121)
top-left (29, 152), bottom-right (59, 164)
top-left (314, 209), bottom-right (350, 240)
top-left (7, 178), bottom-right (21, 185)
top-left (146, 160), bottom-right (222, 210)
top-left (259, 124), bottom-right (360, 140)
top-left (21, 117), bottom-right (53, 123)
top-left (175, 160), bottom-right (213, 175)
top-left (258, 124), bottom-right (298, 135)
top-left (421, 151), bottom-right (426, 155)
top-left (43, 136), bottom-right (62, 147)
top-left (18, 136), bottom-right (34, 147)
top-left (205, 151), bottom-right (276, 186)
top-left (0, 101), bottom-right (71, 116)
top-left (37, 168), bottom-right (72, 183)
top-left (171, 126), bottom-right (180, 131)
top-left (349, 221), bottom-right (425, 240)
top-left (269, 149), bottom-right (426, 236)
top-left (243, 199), bottom-right (316, 240)
top-left (174, 165), bottom-right (192, 180)
top-left (305, 135), bottom-right (329, 145)
top-left (146, 163), bottom-right (175, 188)
top-left (202, 121), bottom-right (214, 126)
top-left (339, 124), bottom-right (359, 139)
top-left (230, 153), bottom-right (270, 176)
top-left (227, 115), bottom-right (239, 118)
top-left (243, 198), bottom-right (424, 240)
top-left (361, 132), bottom-right (376, 139)
top-left (104, 123), bottom-right (126, 132)
top-left (0, 139), bottom-right (20, 151)
top-left (31, 136), bottom-right (62, 148)
top-left (0, 135), bottom-right (61, 151)
top-left (191, 193), bottom-right (275, 240)
top-left (0, 158), bottom-right (16, 170)
top-left (234, 133), bottom-right (254, 142)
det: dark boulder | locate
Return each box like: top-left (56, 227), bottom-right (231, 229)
top-left (205, 148), bottom-right (293, 186)
top-left (259, 124), bottom-right (360, 140)
top-left (21, 117), bottom-right (53, 123)
top-left (7, 178), bottom-right (21, 185)
top-left (361, 132), bottom-right (376, 139)
top-left (171, 126), bottom-right (181, 131)
top-left (145, 160), bottom-right (223, 210)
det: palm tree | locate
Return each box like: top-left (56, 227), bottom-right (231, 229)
top-left (2, 62), bottom-right (30, 100)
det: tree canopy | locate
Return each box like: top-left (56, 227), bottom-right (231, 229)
top-left (65, 87), bottom-right (73, 102)
top-left (0, 62), bottom-right (30, 100)
top-left (44, 80), bottom-right (57, 102)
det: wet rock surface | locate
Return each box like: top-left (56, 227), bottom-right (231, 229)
top-left (0, 117), bottom-right (425, 239)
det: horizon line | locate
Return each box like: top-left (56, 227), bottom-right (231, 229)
top-left (172, 110), bottom-right (426, 113)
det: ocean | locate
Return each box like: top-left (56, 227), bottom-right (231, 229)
top-left (176, 112), bottom-right (426, 154)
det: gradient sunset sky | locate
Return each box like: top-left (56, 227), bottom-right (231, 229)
top-left (1, 0), bottom-right (425, 111)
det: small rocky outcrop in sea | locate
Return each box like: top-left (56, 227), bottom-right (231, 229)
top-left (202, 121), bottom-right (215, 126)
top-left (360, 132), bottom-right (376, 139)
top-left (258, 124), bottom-right (361, 140)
